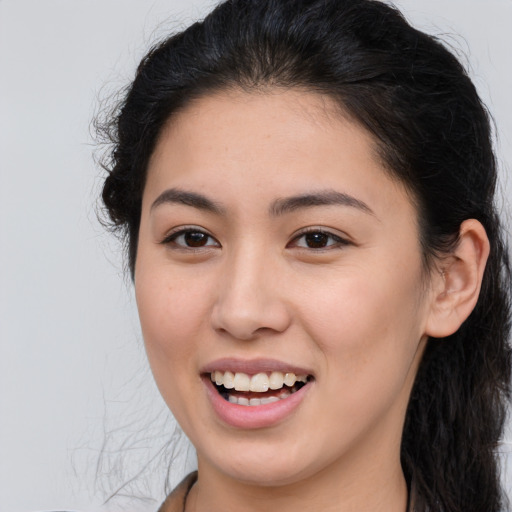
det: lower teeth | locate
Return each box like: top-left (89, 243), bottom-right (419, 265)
top-left (219, 382), bottom-right (306, 406)
top-left (226, 393), bottom-right (290, 406)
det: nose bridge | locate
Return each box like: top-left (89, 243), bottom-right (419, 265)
top-left (211, 241), bottom-right (290, 339)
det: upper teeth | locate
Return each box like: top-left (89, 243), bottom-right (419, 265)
top-left (210, 371), bottom-right (308, 392)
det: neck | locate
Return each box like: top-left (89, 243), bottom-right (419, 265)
top-left (186, 453), bottom-right (408, 512)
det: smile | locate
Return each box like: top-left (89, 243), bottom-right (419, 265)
top-left (210, 371), bottom-right (311, 406)
top-left (201, 359), bottom-right (314, 428)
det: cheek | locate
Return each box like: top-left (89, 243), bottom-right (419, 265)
top-left (293, 268), bottom-right (427, 448)
top-left (298, 260), bottom-right (426, 383)
top-left (134, 264), bottom-right (215, 430)
top-left (135, 264), bottom-right (211, 368)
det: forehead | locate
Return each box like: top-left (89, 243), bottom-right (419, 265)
top-left (145, 88), bottom-right (412, 220)
top-left (151, 88), bottom-right (375, 169)
top-left (160, 88), bottom-right (366, 154)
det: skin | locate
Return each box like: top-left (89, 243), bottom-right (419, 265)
top-left (134, 89), bottom-right (489, 512)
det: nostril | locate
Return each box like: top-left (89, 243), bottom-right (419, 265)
top-left (211, 300), bottom-right (292, 341)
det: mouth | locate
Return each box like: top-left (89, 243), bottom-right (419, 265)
top-left (208, 370), bottom-right (313, 406)
top-left (201, 360), bottom-right (314, 428)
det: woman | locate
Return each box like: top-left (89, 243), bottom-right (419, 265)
top-left (98, 0), bottom-right (511, 510)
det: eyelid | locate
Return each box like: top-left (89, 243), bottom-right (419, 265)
top-left (160, 225), bottom-right (221, 248)
top-left (287, 227), bottom-right (352, 249)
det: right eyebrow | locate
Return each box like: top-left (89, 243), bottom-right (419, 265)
top-left (150, 188), bottom-right (226, 215)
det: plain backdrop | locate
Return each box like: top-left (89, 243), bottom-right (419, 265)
top-left (1, 1), bottom-right (511, 511)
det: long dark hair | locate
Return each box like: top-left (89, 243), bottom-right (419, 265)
top-left (98, 1), bottom-right (512, 510)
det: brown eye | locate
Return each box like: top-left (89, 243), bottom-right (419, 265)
top-left (184, 231), bottom-right (209, 247)
top-left (290, 230), bottom-right (350, 250)
top-left (163, 228), bottom-right (220, 249)
top-left (304, 232), bottom-right (330, 248)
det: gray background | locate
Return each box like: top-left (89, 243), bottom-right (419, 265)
top-left (1, 1), bottom-right (511, 511)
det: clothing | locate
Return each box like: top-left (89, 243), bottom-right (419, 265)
top-left (157, 472), bottom-right (198, 512)
top-left (157, 471), bottom-right (415, 511)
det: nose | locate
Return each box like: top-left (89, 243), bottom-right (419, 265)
top-left (210, 249), bottom-right (292, 340)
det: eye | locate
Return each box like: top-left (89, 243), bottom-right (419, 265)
top-left (161, 228), bottom-right (220, 249)
top-left (289, 229), bottom-right (350, 250)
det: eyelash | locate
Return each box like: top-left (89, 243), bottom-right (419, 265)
top-left (161, 227), bottom-right (350, 251)
top-left (160, 227), bottom-right (220, 250)
top-left (288, 228), bottom-right (351, 250)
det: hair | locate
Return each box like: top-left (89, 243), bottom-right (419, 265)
top-left (97, 0), bottom-right (512, 510)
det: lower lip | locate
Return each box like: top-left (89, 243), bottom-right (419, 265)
top-left (203, 377), bottom-right (311, 429)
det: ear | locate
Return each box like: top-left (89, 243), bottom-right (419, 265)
top-left (425, 219), bottom-right (490, 338)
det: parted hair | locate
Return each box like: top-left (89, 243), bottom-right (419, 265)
top-left (98, 1), bottom-right (512, 510)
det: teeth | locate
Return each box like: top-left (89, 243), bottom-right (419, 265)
top-left (250, 373), bottom-right (269, 392)
top-left (225, 394), bottom-right (286, 406)
top-left (211, 370), bottom-right (308, 392)
top-left (233, 372), bottom-right (251, 391)
top-left (269, 371), bottom-right (284, 390)
top-left (223, 371), bottom-right (235, 389)
top-left (284, 372), bottom-right (296, 387)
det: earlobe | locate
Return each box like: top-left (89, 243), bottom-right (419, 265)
top-left (425, 219), bottom-right (490, 338)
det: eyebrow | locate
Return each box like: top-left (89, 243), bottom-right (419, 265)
top-left (150, 188), bottom-right (226, 215)
top-left (150, 187), bottom-right (374, 218)
top-left (270, 190), bottom-right (375, 217)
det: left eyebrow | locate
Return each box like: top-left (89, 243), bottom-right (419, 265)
top-left (269, 190), bottom-right (375, 217)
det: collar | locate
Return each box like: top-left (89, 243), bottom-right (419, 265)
top-left (157, 472), bottom-right (198, 512)
top-left (157, 471), bottom-right (416, 512)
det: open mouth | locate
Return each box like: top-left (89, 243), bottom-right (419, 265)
top-left (209, 370), bottom-right (313, 406)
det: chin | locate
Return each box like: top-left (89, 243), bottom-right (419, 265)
top-left (200, 440), bottom-right (322, 487)
top-left (225, 463), bottom-right (310, 487)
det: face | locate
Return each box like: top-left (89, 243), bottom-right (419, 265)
top-left (135, 90), bottom-right (434, 487)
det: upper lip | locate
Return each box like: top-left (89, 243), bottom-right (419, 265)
top-left (201, 358), bottom-right (314, 376)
